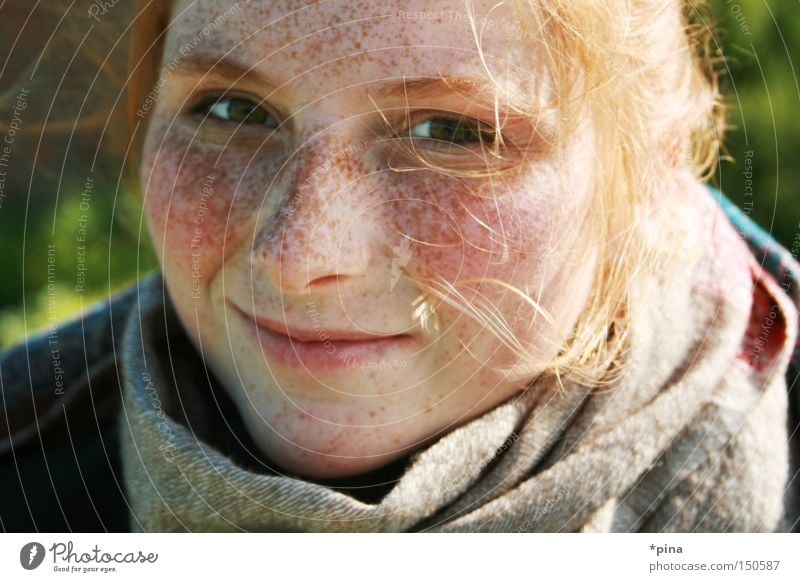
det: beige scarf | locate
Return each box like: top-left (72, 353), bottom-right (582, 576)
top-left (119, 194), bottom-right (799, 532)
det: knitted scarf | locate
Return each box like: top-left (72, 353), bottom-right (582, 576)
top-left (119, 189), bottom-right (800, 532)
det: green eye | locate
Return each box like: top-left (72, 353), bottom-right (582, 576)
top-left (193, 95), bottom-right (278, 128)
top-left (409, 117), bottom-right (495, 146)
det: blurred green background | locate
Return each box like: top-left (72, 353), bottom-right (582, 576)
top-left (0, 0), bottom-right (798, 348)
top-left (715, 1), bottom-right (800, 253)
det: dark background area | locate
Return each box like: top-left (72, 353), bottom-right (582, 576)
top-left (0, 1), bottom-right (798, 347)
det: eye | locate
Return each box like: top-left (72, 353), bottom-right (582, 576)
top-left (408, 116), bottom-right (496, 147)
top-left (190, 94), bottom-right (279, 128)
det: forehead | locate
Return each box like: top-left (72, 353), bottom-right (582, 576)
top-left (166, 0), bottom-right (543, 99)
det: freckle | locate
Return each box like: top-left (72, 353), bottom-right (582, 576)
top-left (369, 411), bottom-right (376, 418)
top-left (298, 413), bottom-right (308, 421)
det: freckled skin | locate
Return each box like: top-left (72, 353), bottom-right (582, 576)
top-left (141, 0), bottom-right (598, 478)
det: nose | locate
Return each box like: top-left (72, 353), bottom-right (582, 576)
top-left (252, 140), bottom-right (374, 295)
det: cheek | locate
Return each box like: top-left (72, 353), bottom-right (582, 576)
top-left (384, 170), bottom-right (577, 368)
top-left (141, 122), bottom-right (281, 286)
top-left (385, 172), bottom-right (551, 290)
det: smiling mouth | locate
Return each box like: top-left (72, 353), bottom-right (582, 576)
top-left (227, 301), bottom-right (417, 371)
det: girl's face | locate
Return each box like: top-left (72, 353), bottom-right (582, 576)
top-left (142, 0), bottom-right (597, 478)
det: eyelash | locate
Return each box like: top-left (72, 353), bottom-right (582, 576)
top-left (188, 93), bottom-right (280, 129)
top-left (186, 93), bottom-right (499, 148)
top-left (403, 114), bottom-right (497, 149)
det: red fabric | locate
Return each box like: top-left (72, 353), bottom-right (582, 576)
top-left (736, 261), bottom-right (792, 374)
top-left (693, 189), bottom-right (797, 376)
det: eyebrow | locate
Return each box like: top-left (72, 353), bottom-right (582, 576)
top-left (168, 55), bottom-right (278, 88)
top-left (369, 76), bottom-right (503, 104)
top-left (169, 55), bottom-right (505, 106)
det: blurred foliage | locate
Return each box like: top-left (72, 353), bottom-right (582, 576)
top-left (1, 0), bottom-right (799, 348)
top-left (0, 182), bottom-right (157, 346)
top-left (713, 0), bottom-right (800, 250)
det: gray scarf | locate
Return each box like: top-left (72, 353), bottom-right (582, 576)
top-left (119, 203), bottom-right (799, 532)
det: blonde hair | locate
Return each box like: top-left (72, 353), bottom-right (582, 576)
top-left (5, 0), bottom-right (724, 389)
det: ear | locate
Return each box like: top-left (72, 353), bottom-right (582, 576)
top-left (666, 135), bottom-right (680, 168)
top-left (666, 133), bottom-right (691, 168)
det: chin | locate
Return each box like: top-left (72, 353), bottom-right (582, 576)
top-left (235, 404), bottom-right (431, 479)
top-left (259, 436), bottom-right (412, 480)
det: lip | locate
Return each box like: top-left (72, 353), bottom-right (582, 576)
top-left (227, 301), bottom-right (417, 371)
